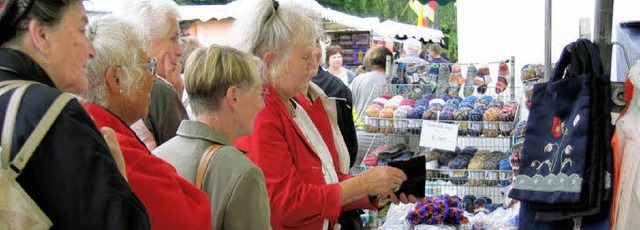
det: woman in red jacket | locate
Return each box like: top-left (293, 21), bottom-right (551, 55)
top-left (80, 16), bottom-right (211, 230)
top-left (233, 0), bottom-right (407, 229)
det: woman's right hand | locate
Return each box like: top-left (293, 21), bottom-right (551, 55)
top-left (356, 166), bottom-right (406, 197)
top-left (101, 127), bottom-right (127, 182)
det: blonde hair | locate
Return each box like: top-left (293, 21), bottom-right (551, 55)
top-left (83, 15), bottom-right (147, 107)
top-left (185, 45), bottom-right (264, 115)
top-left (231, 0), bottom-right (322, 85)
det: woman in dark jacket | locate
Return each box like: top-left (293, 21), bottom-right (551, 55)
top-left (0, 0), bottom-right (149, 229)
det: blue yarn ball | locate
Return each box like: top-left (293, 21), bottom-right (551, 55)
top-left (407, 108), bottom-right (422, 119)
top-left (499, 157), bottom-right (512, 171)
top-left (439, 107), bottom-right (456, 120)
top-left (445, 98), bottom-right (461, 108)
top-left (437, 92), bottom-right (452, 101)
top-left (469, 109), bottom-right (484, 121)
top-left (480, 95), bottom-right (494, 103)
top-left (422, 92), bottom-right (435, 101)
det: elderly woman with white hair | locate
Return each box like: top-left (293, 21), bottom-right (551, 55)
top-left (116, 0), bottom-right (188, 150)
top-left (81, 16), bottom-right (211, 230)
top-left (232, 0), bottom-right (407, 229)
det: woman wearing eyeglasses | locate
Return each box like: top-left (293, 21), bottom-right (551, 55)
top-left (155, 45), bottom-right (270, 230)
top-left (80, 16), bottom-right (211, 230)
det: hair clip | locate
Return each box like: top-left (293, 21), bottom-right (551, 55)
top-left (272, 0), bottom-right (279, 11)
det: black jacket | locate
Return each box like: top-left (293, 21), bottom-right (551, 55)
top-left (311, 67), bottom-right (358, 167)
top-left (0, 49), bottom-right (150, 229)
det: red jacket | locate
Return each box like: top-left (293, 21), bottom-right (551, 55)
top-left (235, 85), bottom-right (374, 229)
top-left (82, 102), bottom-right (211, 230)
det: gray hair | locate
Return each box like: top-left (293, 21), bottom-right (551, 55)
top-left (231, 0), bottom-right (322, 84)
top-left (115, 0), bottom-right (180, 52)
top-left (83, 15), bottom-right (147, 107)
top-left (185, 45), bottom-right (264, 115)
top-left (403, 38), bottom-right (422, 55)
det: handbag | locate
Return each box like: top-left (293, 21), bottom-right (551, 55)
top-left (509, 39), bottom-right (612, 222)
top-left (0, 80), bottom-right (75, 230)
top-left (195, 143), bottom-right (223, 189)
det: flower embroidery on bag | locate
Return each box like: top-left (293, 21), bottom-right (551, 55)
top-left (531, 116), bottom-right (576, 174)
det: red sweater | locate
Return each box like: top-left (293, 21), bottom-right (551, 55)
top-left (234, 86), bottom-right (374, 229)
top-left (82, 102), bottom-right (211, 230)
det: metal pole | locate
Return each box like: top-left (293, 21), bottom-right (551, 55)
top-left (594, 0), bottom-right (614, 74)
top-left (544, 0), bottom-right (552, 82)
top-left (510, 56), bottom-right (516, 101)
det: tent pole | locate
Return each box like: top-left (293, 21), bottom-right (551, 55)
top-left (544, 0), bottom-right (552, 82)
top-left (594, 0), bottom-right (614, 74)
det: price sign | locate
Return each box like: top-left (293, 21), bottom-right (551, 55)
top-left (419, 120), bottom-right (459, 151)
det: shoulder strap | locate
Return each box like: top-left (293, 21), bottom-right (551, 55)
top-left (2, 88), bottom-right (74, 178)
top-left (1, 81), bottom-right (35, 170)
top-left (195, 144), bottom-right (224, 189)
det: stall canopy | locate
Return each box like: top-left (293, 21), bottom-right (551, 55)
top-left (373, 20), bottom-right (444, 44)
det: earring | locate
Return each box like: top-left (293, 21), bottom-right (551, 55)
top-left (271, 69), bottom-right (276, 76)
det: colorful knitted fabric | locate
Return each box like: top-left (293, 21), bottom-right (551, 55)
top-left (436, 64), bottom-right (451, 95)
top-left (445, 98), bottom-right (461, 108)
top-left (406, 194), bottom-right (468, 225)
top-left (464, 64), bottom-right (477, 97)
top-left (428, 63), bottom-right (440, 84)
top-left (496, 61), bottom-right (510, 94)
top-left (439, 106), bottom-right (456, 120)
top-left (450, 63), bottom-right (465, 86)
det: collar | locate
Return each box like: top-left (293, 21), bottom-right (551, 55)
top-left (0, 48), bottom-right (55, 86)
top-left (176, 120), bottom-right (237, 150)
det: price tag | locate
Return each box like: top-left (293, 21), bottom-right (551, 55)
top-left (419, 120), bottom-right (459, 151)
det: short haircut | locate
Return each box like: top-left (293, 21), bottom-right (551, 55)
top-left (178, 36), bottom-right (203, 72)
top-left (232, 0), bottom-right (322, 84)
top-left (116, 0), bottom-right (180, 51)
top-left (429, 43), bottom-right (443, 55)
top-left (325, 45), bottom-right (343, 64)
top-left (83, 15), bottom-right (147, 107)
top-left (403, 38), bottom-right (422, 55)
top-left (363, 46), bottom-right (393, 70)
top-left (185, 45), bottom-right (264, 115)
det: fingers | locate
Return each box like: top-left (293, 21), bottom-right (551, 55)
top-left (100, 127), bottom-right (117, 143)
top-left (399, 193), bottom-right (409, 203)
top-left (390, 193), bottom-right (400, 205)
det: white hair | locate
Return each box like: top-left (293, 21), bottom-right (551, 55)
top-left (231, 0), bottom-right (322, 78)
top-left (403, 38), bottom-right (422, 55)
top-left (115, 0), bottom-right (180, 51)
top-left (83, 15), bottom-right (147, 107)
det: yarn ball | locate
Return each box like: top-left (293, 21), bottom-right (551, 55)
top-left (473, 104), bottom-right (488, 112)
top-left (459, 146), bottom-right (478, 156)
top-left (422, 108), bottom-right (440, 120)
top-left (422, 150), bottom-right (441, 163)
top-left (499, 157), bottom-right (512, 171)
top-left (400, 99), bottom-right (416, 107)
top-left (483, 107), bottom-right (501, 121)
top-left (448, 155), bottom-right (472, 169)
top-left (445, 98), bottom-right (461, 108)
top-left (463, 95), bottom-right (478, 103)
top-left (511, 120), bottom-right (528, 137)
top-left (364, 104), bottom-right (383, 117)
top-left (439, 106), bottom-right (456, 120)
top-left (458, 101), bottom-right (475, 109)
top-left (390, 95), bottom-right (404, 103)
top-left (437, 92), bottom-right (452, 101)
top-left (379, 93), bottom-right (392, 100)
top-left (372, 98), bottom-right (388, 106)
top-left (384, 100), bottom-right (400, 110)
top-left (454, 107), bottom-right (472, 121)
top-left (407, 108), bottom-right (423, 119)
top-left (438, 150), bottom-right (457, 166)
top-left (488, 100), bottom-right (504, 109)
top-left (379, 107), bottom-right (395, 118)
top-left (393, 105), bottom-right (411, 118)
top-left (429, 98), bottom-right (446, 107)
top-left (468, 108), bottom-right (485, 121)
top-left (422, 92), bottom-right (435, 101)
top-left (415, 98), bottom-right (430, 107)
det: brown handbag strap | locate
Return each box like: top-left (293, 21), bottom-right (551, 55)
top-left (195, 144), bottom-right (223, 189)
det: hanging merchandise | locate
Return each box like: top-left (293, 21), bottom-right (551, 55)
top-left (496, 61), bottom-right (510, 94)
top-left (463, 64), bottom-right (477, 97)
top-left (509, 39), bottom-right (613, 225)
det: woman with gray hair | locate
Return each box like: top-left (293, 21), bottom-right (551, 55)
top-left (81, 16), bottom-right (211, 230)
top-left (116, 0), bottom-right (188, 149)
top-left (0, 0), bottom-right (149, 228)
top-left (232, 0), bottom-right (407, 229)
top-left (155, 45), bottom-right (271, 230)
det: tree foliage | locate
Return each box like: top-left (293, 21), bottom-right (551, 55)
top-left (173, 0), bottom-right (457, 61)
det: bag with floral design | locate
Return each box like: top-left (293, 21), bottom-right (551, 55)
top-left (509, 39), bottom-right (612, 220)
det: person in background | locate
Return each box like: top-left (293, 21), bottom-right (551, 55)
top-left (326, 45), bottom-right (356, 86)
top-left (82, 16), bottom-right (211, 230)
top-left (232, 0), bottom-right (407, 229)
top-left (0, 0), bottom-right (150, 228)
top-left (349, 46), bottom-right (394, 123)
top-left (154, 45), bottom-right (271, 230)
top-left (429, 43), bottom-right (450, 64)
top-left (117, 0), bottom-right (188, 150)
top-left (396, 38), bottom-right (429, 65)
top-left (311, 40), bottom-right (358, 170)
top-left (178, 36), bottom-right (203, 120)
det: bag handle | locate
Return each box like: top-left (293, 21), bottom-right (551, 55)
top-left (551, 39), bottom-right (604, 82)
top-left (1, 81), bottom-right (37, 169)
top-left (195, 144), bottom-right (223, 189)
top-left (2, 90), bottom-right (74, 177)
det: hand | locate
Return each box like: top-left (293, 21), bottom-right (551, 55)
top-left (390, 193), bottom-right (418, 205)
top-left (356, 166), bottom-right (406, 197)
top-left (101, 127), bottom-right (127, 181)
top-left (162, 53), bottom-right (184, 97)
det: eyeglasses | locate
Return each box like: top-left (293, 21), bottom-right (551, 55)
top-left (117, 58), bottom-right (157, 76)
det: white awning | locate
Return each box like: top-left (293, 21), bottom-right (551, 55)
top-left (373, 20), bottom-right (444, 44)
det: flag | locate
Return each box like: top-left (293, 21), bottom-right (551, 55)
top-left (410, 0), bottom-right (436, 27)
